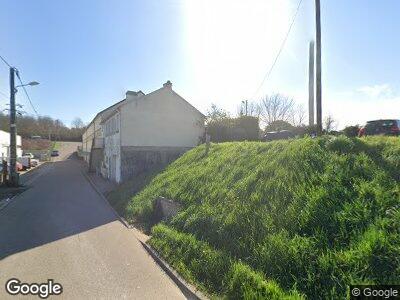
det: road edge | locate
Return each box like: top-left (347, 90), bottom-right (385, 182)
top-left (80, 169), bottom-right (130, 228)
top-left (81, 168), bottom-right (207, 300)
top-left (0, 162), bottom-right (50, 213)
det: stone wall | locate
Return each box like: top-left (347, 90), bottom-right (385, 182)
top-left (89, 148), bottom-right (104, 173)
top-left (120, 146), bottom-right (191, 182)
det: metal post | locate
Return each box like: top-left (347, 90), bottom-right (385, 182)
top-left (9, 67), bottom-right (18, 186)
top-left (308, 41), bottom-right (315, 127)
top-left (315, 0), bottom-right (322, 135)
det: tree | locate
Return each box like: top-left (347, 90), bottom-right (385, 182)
top-left (291, 104), bottom-right (306, 127)
top-left (324, 114), bottom-right (337, 133)
top-left (206, 103), bottom-right (230, 123)
top-left (343, 125), bottom-right (360, 137)
top-left (237, 101), bottom-right (261, 118)
top-left (259, 94), bottom-right (295, 125)
top-left (264, 120), bottom-right (294, 132)
top-left (71, 117), bottom-right (85, 129)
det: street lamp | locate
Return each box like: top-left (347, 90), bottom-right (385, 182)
top-left (15, 81), bottom-right (40, 88)
top-left (8, 68), bottom-right (39, 186)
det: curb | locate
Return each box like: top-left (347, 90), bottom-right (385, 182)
top-left (80, 169), bottom-right (130, 229)
top-left (140, 241), bottom-right (208, 300)
top-left (81, 169), bottom-right (208, 300)
top-left (0, 162), bottom-right (50, 213)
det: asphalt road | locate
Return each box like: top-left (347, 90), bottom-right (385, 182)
top-left (0, 145), bottom-right (185, 299)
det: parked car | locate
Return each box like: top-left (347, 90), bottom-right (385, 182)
top-left (18, 156), bottom-right (31, 170)
top-left (24, 153), bottom-right (35, 159)
top-left (16, 161), bottom-right (23, 171)
top-left (359, 119), bottom-right (400, 137)
top-left (30, 159), bottom-right (39, 167)
top-left (51, 150), bottom-right (59, 157)
top-left (0, 162), bottom-right (23, 172)
top-left (264, 130), bottom-right (295, 141)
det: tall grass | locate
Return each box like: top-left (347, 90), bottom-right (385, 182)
top-left (125, 136), bottom-right (400, 298)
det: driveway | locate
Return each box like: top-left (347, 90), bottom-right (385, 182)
top-left (0, 152), bottom-right (185, 299)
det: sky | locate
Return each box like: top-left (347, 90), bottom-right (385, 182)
top-left (0, 0), bottom-right (399, 129)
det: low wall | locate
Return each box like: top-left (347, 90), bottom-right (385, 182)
top-left (120, 146), bottom-right (191, 182)
top-left (89, 148), bottom-right (103, 173)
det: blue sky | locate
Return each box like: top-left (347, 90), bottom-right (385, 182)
top-left (0, 0), bottom-right (399, 128)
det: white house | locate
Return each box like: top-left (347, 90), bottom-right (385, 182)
top-left (83, 81), bottom-right (205, 183)
top-left (0, 130), bottom-right (22, 161)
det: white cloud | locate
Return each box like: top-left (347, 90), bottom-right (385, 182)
top-left (357, 83), bottom-right (392, 98)
top-left (325, 85), bottom-right (399, 129)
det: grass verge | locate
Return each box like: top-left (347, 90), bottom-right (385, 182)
top-left (114, 136), bottom-right (400, 298)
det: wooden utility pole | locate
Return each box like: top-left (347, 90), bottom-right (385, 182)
top-left (9, 67), bottom-right (18, 186)
top-left (315, 0), bottom-right (322, 135)
top-left (308, 40), bottom-right (315, 127)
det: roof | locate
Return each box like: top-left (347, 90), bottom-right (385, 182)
top-left (100, 83), bottom-right (205, 125)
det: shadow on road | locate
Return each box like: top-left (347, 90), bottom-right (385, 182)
top-left (0, 157), bottom-right (119, 260)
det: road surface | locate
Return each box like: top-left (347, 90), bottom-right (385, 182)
top-left (0, 144), bottom-right (185, 299)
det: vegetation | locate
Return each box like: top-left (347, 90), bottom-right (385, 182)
top-left (107, 167), bottom-right (163, 223)
top-left (0, 113), bottom-right (85, 141)
top-left (21, 138), bottom-right (52, 150)
top-left (121, 136), bottom-right (399, 298)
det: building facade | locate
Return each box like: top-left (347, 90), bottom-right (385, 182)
top-left (83, 81), bottom-right (205, 183)
top-left (0, 130), bottom-right (22, 161)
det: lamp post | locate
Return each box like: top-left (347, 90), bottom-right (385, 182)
top-left (9, 67), bottom-right (39, 186)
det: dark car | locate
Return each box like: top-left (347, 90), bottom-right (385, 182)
top-left (264, 130), bottom-right (295, 141)
top-left (359, 119), bottom-right (400, 137)
top-left (51, 150), bottom-right (59, 157)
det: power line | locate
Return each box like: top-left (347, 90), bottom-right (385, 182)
top-left (0, 90), bottom-right (8, 97)
top-left (251, 0), bottom-right (304, 99)
top-left (0, 54), bottom-right (12, 68)
top-left (15, 71), bottom-right (39, 117)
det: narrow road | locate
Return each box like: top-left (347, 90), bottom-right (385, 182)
top-left (0, 146), bottom-right (185, 299)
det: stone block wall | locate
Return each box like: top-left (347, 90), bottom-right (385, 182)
top-left (120, 146), bottom-right (191, 182)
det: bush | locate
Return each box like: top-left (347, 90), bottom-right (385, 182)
top-left (207, 116), bottom-right (259, 142)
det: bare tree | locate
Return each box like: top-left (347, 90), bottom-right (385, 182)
top-left (237, 101), bottom-right (261, 118)
top-left (324, 114), bottom-right (337, 132)
top-left (291, 104), bottom-right (306, 127)
top-left (71, 117), bottom-right (85, 129)
top-left (259, 94), bottom-right (295, 125)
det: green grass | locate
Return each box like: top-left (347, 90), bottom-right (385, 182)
top-left (51, 141), bottom-right (60, 150)
top-left (106, 167), bottom-right (163, 227)
top-left (121, 136), bottom-right (400, 299)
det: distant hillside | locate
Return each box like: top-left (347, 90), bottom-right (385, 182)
top-left (121, 136), bottom-right (400, 298)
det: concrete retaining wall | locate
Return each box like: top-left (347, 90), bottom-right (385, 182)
top-left (120, 146), bottom-right (191, 182)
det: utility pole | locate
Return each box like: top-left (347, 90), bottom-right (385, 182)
top-left (242, 100), bottom-right (248, 116)
top-left (315, 0), bottom-right (322, 135)
top-left (308, 41), bottom-right (315, 127)
top-left (9, 67), bottom-right (18, 186)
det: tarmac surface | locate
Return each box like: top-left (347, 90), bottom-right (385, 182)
top-left (0, 143), bottom-right (185, 299)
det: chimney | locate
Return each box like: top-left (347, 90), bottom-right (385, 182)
top-left (163, 80), bottom-right (172, 89)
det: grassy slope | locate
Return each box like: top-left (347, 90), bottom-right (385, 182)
top-left (123, 136), bottom-right (400, 299)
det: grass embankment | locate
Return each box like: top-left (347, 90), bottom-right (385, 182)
top-left (118, 136), bottom-right (400, 299)
top-left (107, 168), bottom-right (163, 227)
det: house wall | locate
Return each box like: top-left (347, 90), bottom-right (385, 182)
top-left (0, 130), bottom-right (22, 161)
top-left (103, 112), bottom-right (121, 182)
top-left (116, 85), bottom-right (205, 182)
top-left (82, 116), bottom-right (102, 164)
top-left (120, 146), bottom-right (191, 182)
top-left (121, 86), bottom-right (205, 147)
